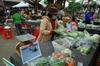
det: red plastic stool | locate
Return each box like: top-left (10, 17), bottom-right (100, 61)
top-left (0, 26), bottom-right (4, 35)
top-left (3, 29), bottom-right (13, 39)
top-left (33, 27), bottom-right (40, 39)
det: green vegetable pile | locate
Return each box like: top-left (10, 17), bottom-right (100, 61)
top-left (28, 57), bottom-right (66, 66)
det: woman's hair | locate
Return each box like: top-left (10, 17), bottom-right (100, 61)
top-left (47, 13), bottom-right (53, 18)
top-left (72, 17), bottom-right (76, 21)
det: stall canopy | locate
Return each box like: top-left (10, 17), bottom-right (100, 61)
top-left (39, 0), bottom-right (47, 7)
top-left (12, 1), bottom-right (30, 8)
top-left (96, 0), bottom-right (100, 5)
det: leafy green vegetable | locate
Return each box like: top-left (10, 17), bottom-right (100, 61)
top-left (66, 32), bottom-right (78, 38)
top-left (49, 59), bottom-right (65, 66)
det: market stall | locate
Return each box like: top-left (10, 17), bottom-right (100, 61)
top-left (9, 30), bottom-right (100, 66)
top-left (78, 24), bottom-right (100, 34)
top-left (12, 1), bottom-right (30, 8)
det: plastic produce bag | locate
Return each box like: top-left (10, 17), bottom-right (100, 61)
top-left (55, 38), bottom-right (72, 48)
top-left (52, 41), bottom-right (66, 51)
top-left (76, 38), bottom-right (93, 47)
top-left (55, 24), bottom-right (65, 35)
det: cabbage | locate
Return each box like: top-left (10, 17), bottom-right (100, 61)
top-left (78, 32), bottom-right (85, 37)
top-left (84, 30), bottom-right (91, 39)
top-left (77, 47), bottom-right (92, 55)
top-left (90, 34), bottom-right (100, 44)
top-left (66, 32), bottom-right (78, 38)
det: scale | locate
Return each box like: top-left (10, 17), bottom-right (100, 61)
top-left (15, 34), bottom-right (42, 64)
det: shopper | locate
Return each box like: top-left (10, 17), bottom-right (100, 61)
top-left (12, 9), bottom-right (24, 35)
top-left (84, 10), bottom-right (94, 24)
top-left (66, 17), bottom-right (72, 32)
top-left (66, 16), bottom-right (78, 32)
top-left (37, 7), bottom-right (59, 43)
top-left (71, 17), bottom-right (78, 31)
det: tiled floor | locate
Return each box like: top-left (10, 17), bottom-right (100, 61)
top-left (0, 32), bottom-right (18, 66)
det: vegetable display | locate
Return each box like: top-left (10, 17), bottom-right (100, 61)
top-left (53, 30), bottom-right (100, 55)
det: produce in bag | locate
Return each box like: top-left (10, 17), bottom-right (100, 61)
top-left (55, 38), bottom-right (72, 48)
top-left (75, 38), bottom-right (93, 48)
top-left (52, 41), bottom-right (66, 51)
top-left (55, 24), bottom-right (65, 35)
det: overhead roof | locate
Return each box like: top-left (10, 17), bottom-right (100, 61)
top-left (0, 0), bottom-right (4, 7)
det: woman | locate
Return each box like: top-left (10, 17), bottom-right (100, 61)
top-left (71, 17), bottom-right (78, 31)
top-left (66, 16), bottom-right (78, 32)
top-left (37, 7), bottom-right (58, 43)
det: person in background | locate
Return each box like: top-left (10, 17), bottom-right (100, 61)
top-left (65, 17), bottom-right (72, 32)
top-left (12, 9), bottom-right (24, 35)
top-left (66, 16), bottom-right (78, 32)
top-left (71, 16), bottom-right (78, 31)
top-left (28, 11), bottom-right (33, 20)
top-left (84, 10), bottom-right (94, 24)
top-left (37, 7), bottom-right (59, 43)
top-left (41, 9), bottom-right (46, 16)
top-left (0, 10), bottom-right (6, 25)
top-left (20, 9), bottom-right (25, 16)
top-left (57, 8), bottom-right (65, 20)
